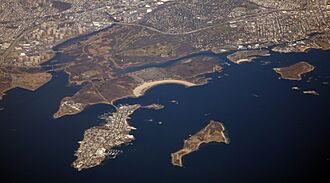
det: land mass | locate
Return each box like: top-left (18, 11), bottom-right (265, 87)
top-left (72, 104), bottom-right (140, 171)
top-left (0, 67), bottom-right (52, 100)
top-left (72, 103), bottom-right (169, 171)
top-left (272, 31), bottom-right (330, 53)
top-left (303, 90), bottom-right (320, 96)
top-left (227, 50), bottom-right (270, 64)
top-left (0, 0), bottom-right (170, 101)
top-left (171, 120), bottom-right (230, 167)
top-left (53, 56), bottom-right (222, 119)
top-left (142, 103), bottom-right (165, 110)
top-left (1, 0), bottom-right (330, 117)
top-left (273, 61), bottom-right (315, 80)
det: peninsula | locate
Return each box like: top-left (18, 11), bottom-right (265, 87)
top-left (273, 62), bottom-right (315, 80)
top-left (171, 120), bottom-right (230, 167)
top-left (53, 56), bottom-right (222, 119)
top-left (227, 50), bottom-right (270, 64)
top-left (0, 67), bottom-right (52, 100)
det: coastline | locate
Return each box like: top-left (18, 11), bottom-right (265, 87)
top-left (133, 80), bottom-right (197, 97)
top-left (220, 123), bottom-right (231, 144)
top-left (53, 79), bottom-right (197, 119)
top-left (0, 72), bottom-right (53, 101)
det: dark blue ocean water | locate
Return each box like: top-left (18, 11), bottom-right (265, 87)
top-left (1, 48), bottom-right (330, 183)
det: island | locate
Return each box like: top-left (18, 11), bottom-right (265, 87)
top-left (72, 103), bottom-right (167, 171)
top-left (143, 103), bottom-right (165, 110)
top-left (72, 104), bottom-right (141, 171)
top-left (303, 90), bottom-right (320, 96)
top-left (273, 62), bottom-right (315, 80)
top-left (171, 120), bottom-right (230, 167)
top-left (291, 86), bottom-right (300, 91)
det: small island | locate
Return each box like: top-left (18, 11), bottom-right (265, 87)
top-left (143, 103), bottom-right (165, 110)
top-left (273, 61), bottom-right (315, 80)
top-left (292, 86), bottom-right (300, 91)
top-left (303, 90), bottom-right (320, 96)
top-left (171, 120), bottom-right (230, 167)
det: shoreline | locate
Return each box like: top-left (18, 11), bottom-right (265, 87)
top-left (53, 79), bottom-right (197, 119)
top-left (133, 80), bottom-right (197, 97)
top-left (170, 121), bottom-right (229, 167)
top-left (273, 61), bottom-right (315, 81)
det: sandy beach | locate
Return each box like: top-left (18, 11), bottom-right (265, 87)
top-left (133, 80), bottom-right (196, 97)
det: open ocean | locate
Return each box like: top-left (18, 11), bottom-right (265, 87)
top-left (0, 39), bottom-right (330, 182)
